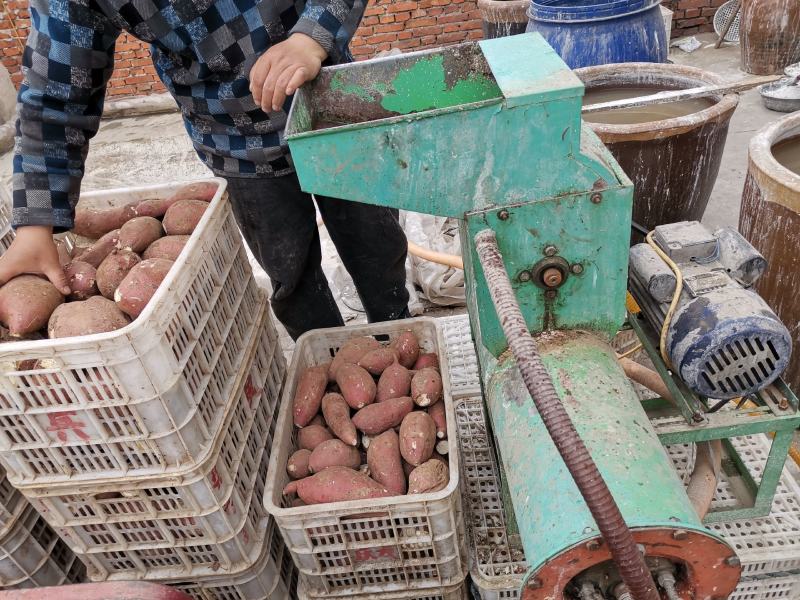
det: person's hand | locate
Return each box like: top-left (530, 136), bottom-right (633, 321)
top-left (0, 226), bottom-right (70, 294)
top-left (249, 33), bottom-right (327, 113)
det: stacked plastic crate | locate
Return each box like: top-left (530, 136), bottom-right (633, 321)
top-left (0, 180), bottom-right (293, 599)
top-left (439, 314), bottom-right (800, 600)
top-left (263, 318), bottom-right (470, 600)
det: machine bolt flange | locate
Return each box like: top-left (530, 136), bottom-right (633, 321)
top-left (570, 263), bottom-right (584, 274)
top-left (590, 193), bottom-right (602, 204)
top-left (526, 578), bottom-right (543, 590)
top-left (672, 529), bottom-right (689, 540)
top-left (518, 271), bottom-right (532, 283)
top-left (543, 245), bottom-right (558, 256)
top-left (498, 209), bottom-right (510, 220)
top-left (692, 412), bottom-right (705, 423)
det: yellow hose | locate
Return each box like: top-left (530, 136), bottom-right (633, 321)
top-left (316, 215), bottom-right (464, 270)
top-left (645, 231), bottom-right (683, 370)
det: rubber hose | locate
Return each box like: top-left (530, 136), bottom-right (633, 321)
top-left (618, 357), bottom-right (721, 519)
top-left (474, 229), bottom-right (660, 600)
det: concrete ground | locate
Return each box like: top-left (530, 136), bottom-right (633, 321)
top-left (668, 33), bottom-right (781, 231)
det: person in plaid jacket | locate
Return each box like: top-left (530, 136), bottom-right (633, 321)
top-left (0, 0), bottom-right (409, 339)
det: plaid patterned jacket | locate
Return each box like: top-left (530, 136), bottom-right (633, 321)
top-left (13, 0), bottom-right (365, 230)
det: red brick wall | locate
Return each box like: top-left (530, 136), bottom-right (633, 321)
top-left (662, 0), bottom-right (726, 38)
top-left (0, 0), bottom-right (482, 98)
top-left (1, 0), bottom-right (718, 99)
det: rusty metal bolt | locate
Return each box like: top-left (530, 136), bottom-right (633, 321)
top-left (543, 245), bottom-right (558, 257)
top-left (779, 397), bottom-right (789, 410)
top-left (692, 412), bottom-right (705, 423)
top-left (586, 539), bottom-right (602, 551)
top-left (542, 267), bottom-right (564, 288)
top-left (544, 289), bottom-right (557, 300)
top-left (590, 193), bottom-right (602, 204)
top-left (518, 270), bottom-right (532, 283)
top-left (672, 529), bottom-right (689, 540)
top-left (570, 263), bottom-right (584, 275)
top-left (726, 556), bottom-right (741, 567)
top-left (526, 578), bottom-right (543, 590)
top-left (498, 209), bottom-right (510, 221)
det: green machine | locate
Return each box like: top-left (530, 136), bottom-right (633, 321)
top-left (285, 34), bottom-right (799, 600)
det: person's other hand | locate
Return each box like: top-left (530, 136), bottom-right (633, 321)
top-left (249, 33), bottom-right (328, 113)
top-left (0, 226), bottom-right (70, 294)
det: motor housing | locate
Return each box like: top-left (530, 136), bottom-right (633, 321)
top-left (629, 221), bottom-right (792, 399)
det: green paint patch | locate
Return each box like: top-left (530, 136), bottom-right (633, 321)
top-left (380, 56), bottom-right (500, 115)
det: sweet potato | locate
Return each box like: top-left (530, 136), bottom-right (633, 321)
top-left (411, 368), bottom-right (443, 407)
top-left (377, 362), bottom-right (413, 402)
top-left (117, 217), bottom-right (163, 253)
top-left (352, 396), bottom-right (414, 435)
top-left (399, 411), bottom-right (436, 466)
top-left (428, 401), bottom-right (447, 439)
top-left (413, 353), bottom-right (439, 371)
top-left (0, 276), bottom-right (64, 335)
top-left (292, 466), bottom-right (392, 505)
top-left (358, 347), bottom-right (398, 376)
top-left (367, 429), bottom-right (406, 495)
top-left (392, 331), bottom-right (420, 369)
top-left (287, 449), bottom-right (312, 480)
top-left (329, 336), bottom-right (381, 380)
top-left (167, 181), bottom-right (218, 203)
top-left (143, 235), bottom-right (189, 261)
top-left (336, 363), bottom-right (376, 410)
top-left (321, 392), bottom-right (357, 446)
top-left (408, 459), bottom-right (449, 494)
top-left (48, 296), bottom-right (130, 338)
top-left (78, 229), bottom-right (120, 268)
top-left (135, 185), bottom-right (213, 218)
top-left (96, 250), bottom-right (141, 299)
top-left (308, 414), bottom-right (326, 428)
top-left (114, 258), bottom-right (174, 318)
top-left (297, 425), bottom-right (333, 451)
top-left (64, 261), bottom-right (98, 300)
top-left (73, 201), bottom-right (138, 239)
top-left (293, 365), bottom-right (329, 427)
top-left (162, 199), bottom-right (207, 235)
top-left (309, 439), bottom-right (361, 473)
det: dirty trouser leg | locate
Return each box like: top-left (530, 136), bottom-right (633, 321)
top-left (316, 193), bottom-right (410, 323)
top-left (224, 175), bottom-right (344, 340)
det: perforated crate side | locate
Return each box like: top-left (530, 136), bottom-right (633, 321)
top-left (263, 318), bottom-right (468, 598)
top-left (440, 316), bottom-right (481, 399)
top-left (728, 575), bottom-right (800, 600)
top-left (171, 520), bottom-right (294, 600)
top-left (0, 466), bottom-right (25, 540)
top-left (298, 578), bottom-right (468, 600)
top-left (0, 505), bottom-right (84, 588)
top-left (80, 323), bottom-right (279, 582)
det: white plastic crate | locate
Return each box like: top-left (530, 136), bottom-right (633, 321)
top-left (172, 518), bottom-right (297, 600)
top-left (0, 505), bottom-right (85, 588)
top-left (264, 318), bottom-right (468, 598)
top-left (440, 316), bottom-right (481, 400)
top-left (455, 397), bottom-right (800, 599)
top-left (73, 320), bottom-right (279, 581)
top-left (0, 467), bottom-right (25, 541)
top-left (298, 578), bottom-right (468, 600)
top-left (0, 179), bottom-right (279, 488)
top-left (728, 575), bottom-right (800, 600)
top-left (49, 321), bottom-right (276, 556)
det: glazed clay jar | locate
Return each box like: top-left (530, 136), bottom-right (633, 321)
top-left (740, 0), bottom-right (800, 74)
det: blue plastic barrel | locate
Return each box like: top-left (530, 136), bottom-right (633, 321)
top-left (526, 0), bottom-right (668, 68)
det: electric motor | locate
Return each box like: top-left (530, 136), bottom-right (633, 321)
top-left (629, 221), bottom-right (792, 399)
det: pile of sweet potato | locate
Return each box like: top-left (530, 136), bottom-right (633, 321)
top-left (283, 330), bottom-right (451, 507)
top-left (0, 182), bottom-right (217, 341)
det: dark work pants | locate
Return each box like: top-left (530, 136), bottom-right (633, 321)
top-left (225, 173), bottom-right (410, 340)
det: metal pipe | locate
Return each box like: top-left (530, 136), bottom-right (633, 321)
top-left (617, 357), bottom-right (721, 520)
top-left (474, 229), bottom-right (660, 600)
